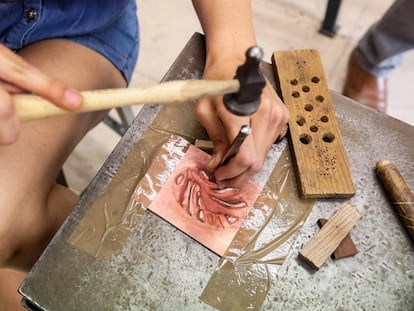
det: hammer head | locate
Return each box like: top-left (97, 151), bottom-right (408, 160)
top-left (223, 46), bottom-right (266, 116)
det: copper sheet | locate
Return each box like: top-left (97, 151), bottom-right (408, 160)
top-left (133, 142), bottom-right (261, 256)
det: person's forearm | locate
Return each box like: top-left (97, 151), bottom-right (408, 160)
top-left (192, 0), bottom-right (257, 66)
top-left (192, 1), bottom-right (290, 187)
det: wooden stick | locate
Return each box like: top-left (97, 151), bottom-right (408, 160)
top-left (299, 203), bottom-right (362, 270)
top-left (376, 160), bottom-right (414, 242)
top-left (194, 139), bottom-right (214, 152)
top-left (14, 79), bottom-right (240, 121)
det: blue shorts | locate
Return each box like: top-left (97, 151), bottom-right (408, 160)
top-left (0, 0), bottom-right (139, 84)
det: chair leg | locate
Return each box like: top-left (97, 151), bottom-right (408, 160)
top-left (115, 107), bottom-right (134, 130)
top-left (103, 107), bottom-right (135, 136)
top-left (103, 115), bottom-right (127, 136)
top-left (319, 0), bottom-right (342, 37)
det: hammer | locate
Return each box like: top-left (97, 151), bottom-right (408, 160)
top-left (14, 47), bottom-right (266, 121)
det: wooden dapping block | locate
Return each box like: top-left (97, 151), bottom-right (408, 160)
top-left (132, 136), bottom-right (262, 256)
top-left (318, 218), bottom-right (358, 259)
top-left (272, 49), bottom-right (355, 199)
top-left (299, 203), bottom-right (362, 270)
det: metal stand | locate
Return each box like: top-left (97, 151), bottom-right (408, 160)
top-left (103, 107), bottom-right (135, 136)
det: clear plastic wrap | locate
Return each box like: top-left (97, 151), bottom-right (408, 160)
top-left (200, 148), bottom-right (314, 310)
top-left (68, 102), bottom-right (205, 259)
top-left (68, 103), bottom-right (314, 310)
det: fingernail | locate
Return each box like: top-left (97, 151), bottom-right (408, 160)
top-left (64, 88), bottom-right (82, 109)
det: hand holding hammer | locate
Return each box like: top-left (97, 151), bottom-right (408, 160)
top-left (14, 47), bottom-right (266, 121)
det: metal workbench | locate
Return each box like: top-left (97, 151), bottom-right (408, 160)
top-left (19, 33), bottom-right (414, 311)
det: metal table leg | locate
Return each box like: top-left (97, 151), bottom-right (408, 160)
top-left (320, 0), bottom-right (342, 37)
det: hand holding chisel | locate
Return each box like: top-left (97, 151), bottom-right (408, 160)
top-left (209, 125), bottom-right (252, 182)
top-left (219, 125), bottom-right (252, 167)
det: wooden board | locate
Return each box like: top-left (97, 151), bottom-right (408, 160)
top-left (299, 203), bottom-right (362, 270)
top-left (318, 218), bottom-right (359, 259)
top-left (272, 49), bottom-right (355, 198)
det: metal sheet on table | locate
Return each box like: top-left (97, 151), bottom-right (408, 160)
top-left (19, 33), bottom-right (414, 310)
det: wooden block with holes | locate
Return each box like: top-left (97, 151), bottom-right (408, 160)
top-left (272, 49), bottom-right (355, 198)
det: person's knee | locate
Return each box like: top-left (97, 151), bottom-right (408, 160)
top-left (0, 215), bottom-right (22, 266)
top-left (0, 196), bottom-right (44, 267)
top-left (0, 183), bottom-right (78, 269)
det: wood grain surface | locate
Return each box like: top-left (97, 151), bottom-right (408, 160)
top-left (299, 203), bottom-right (362, 270)
top-left (272, 49), bottom-right (355, 198)
top-left (376, 160), bottom-right (414, 242)
top-left (318, 218), bottom-right (358, 259)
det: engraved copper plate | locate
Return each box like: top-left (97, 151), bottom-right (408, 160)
top-left (145, 144), bottom-right (261, 256)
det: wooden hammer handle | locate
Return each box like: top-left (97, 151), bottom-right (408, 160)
top-left (14, 79), bottom-right (240, 121)
top-left (376, 160), bottom-right (414, 242)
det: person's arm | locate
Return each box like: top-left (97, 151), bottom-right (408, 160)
top-left (192, 0), bottom-right (257, 68)
top-left (0, 44), bottom-right (81, 145)
top-left (192, 0), bottom-right (290, 187)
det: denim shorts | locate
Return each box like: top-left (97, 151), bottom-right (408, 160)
top-left (0, 0), bottom-right (139, 84)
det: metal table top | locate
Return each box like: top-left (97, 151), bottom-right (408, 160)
top-left (19, 33), bottom-right (414, 311)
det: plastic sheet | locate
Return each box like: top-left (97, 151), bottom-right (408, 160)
top-left (67, 128), bottom-right (173, 259)
top-left (67, 94), bottom-right (314, 311)
top-left (201, 147), bottom-right (315, 310)
top-left (68, 101), bottom-right (205, 259)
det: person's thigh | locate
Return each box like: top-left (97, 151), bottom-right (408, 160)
top-left (0, 39), bottom-right (126, 268)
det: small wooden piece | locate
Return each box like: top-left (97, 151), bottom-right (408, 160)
top-left (376, 160), bottom-right (414, 242)
top-left (299, 203), bottom-right (362, 270)
top-left (272, 49), bottom-right (355, 198)
top-left (194, 139), bottom-right (214, 152)
top-left (318, 218), bottom-right (358, 259)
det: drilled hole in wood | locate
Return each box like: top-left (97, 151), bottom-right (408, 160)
top-left (296, 116), bottom-right (306, 126)
top-left (299, 134), bottom-right (312, 145)
top-left (323, 132), bottom-right (335, 143)
top-left (290, 79), bottom-right (298, 85)
top-left (310, 125), bottom-right (318, 132)
top-left (302, 85), bottom-right (310, 92)
top-left (321, 116), bottom-right (329, 122)
top-left (311, 76), bottom-right (320, 83)
top-left (316, 95), bottom-right (324, 102)
top-left (292, 91), bottom-right (300, 98)
top-left (304, 104), bottom-right (313, 111)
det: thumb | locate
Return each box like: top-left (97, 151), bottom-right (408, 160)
top-left (206, 142), bottom-right (227, 172)
top-left (207, 152), bottom-right (221, 172)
